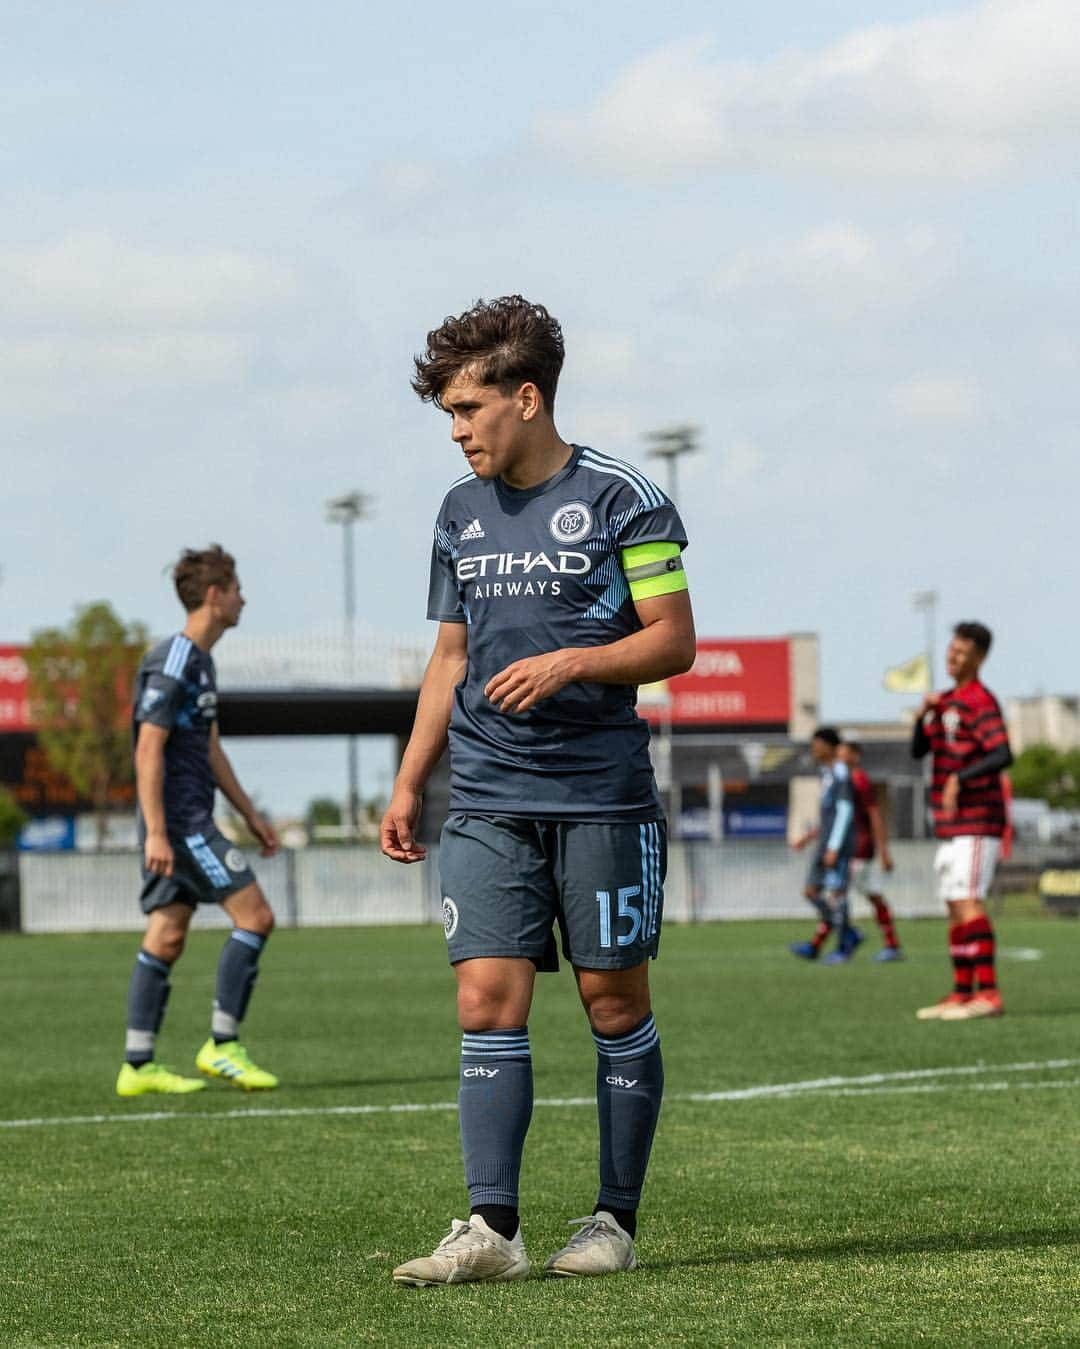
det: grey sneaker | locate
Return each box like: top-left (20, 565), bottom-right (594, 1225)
top-left (544, 1212), bottom-right (637, 1277)
top-left (392, 1215), bottom-right (530, 1287)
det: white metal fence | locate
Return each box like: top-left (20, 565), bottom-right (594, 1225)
top-left (17, 841), bottom-right (951, 935)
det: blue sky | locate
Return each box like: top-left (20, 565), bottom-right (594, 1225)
top-left (2, 0), bottom-right (1077, 813)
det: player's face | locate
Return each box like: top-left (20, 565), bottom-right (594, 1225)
top-left (946, 635), bottom-right (982, 683)
top-left (213, 578), bottom-right (246, 628)
top-left (442, 376), bottom-right (529, 480)
top-left (810, 737), bottom-right (832, 764)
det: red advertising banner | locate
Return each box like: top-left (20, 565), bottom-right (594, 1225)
top-left (0, 645), bottom-right (32, 732)
top-left (640, 638), bottom-right (791, 727)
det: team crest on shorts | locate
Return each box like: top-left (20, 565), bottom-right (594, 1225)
top-left (549, 502), bottom-right (592, 544)
top-left (442, 897), bottom-right (459, 940)
top-left (224, 848), bottom-right (248, 873)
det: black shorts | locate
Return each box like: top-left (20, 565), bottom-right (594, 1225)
top-left (140, 825), bottom-right (257, 914)
top-left (438, 813), bottom-right (666, 972)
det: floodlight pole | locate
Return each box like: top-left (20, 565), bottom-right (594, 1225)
top-left (326, 491), bottom-right (373, 835)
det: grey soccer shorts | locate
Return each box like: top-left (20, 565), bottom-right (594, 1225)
top-left (806, 854), bottom-right (852, 895)
top-left (438, 813), bottom-right (666, 972)
top-left (139, 825), bottom-right (257, 913)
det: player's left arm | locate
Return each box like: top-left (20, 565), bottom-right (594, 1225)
top-left (208, 723), bottom-right (279, 856)
top-left (867, 800), bottom-right (893, 871)
top-left (485, 589), bottom-right (695, 714)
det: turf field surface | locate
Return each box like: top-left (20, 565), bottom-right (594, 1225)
top-left (2, 915), bottom-right (1079, 1346)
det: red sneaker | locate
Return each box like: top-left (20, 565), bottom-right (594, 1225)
top-left (916, 992), bottom-right (971, 1021)
top-left (941, 989), bottom-right (1004, 1020)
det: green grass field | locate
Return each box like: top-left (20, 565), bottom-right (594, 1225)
top-left (2, 912), bottom-right (1079, 1346)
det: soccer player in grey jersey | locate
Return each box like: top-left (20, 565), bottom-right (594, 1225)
top-left (115, 545), bottom-right (281, 1097)
top-left (382, 296), bottom-right (696, 1283)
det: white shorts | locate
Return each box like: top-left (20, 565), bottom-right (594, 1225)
top-left (934, 836), bottom-right (1001, 904)
top-left (851, 859), bottom-right (885, 898)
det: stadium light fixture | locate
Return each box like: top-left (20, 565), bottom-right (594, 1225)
top-left (643, 425), bottom-right (701, 505)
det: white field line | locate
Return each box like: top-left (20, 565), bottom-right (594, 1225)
top-left (2, 1058), bottom-right (1078, 1132)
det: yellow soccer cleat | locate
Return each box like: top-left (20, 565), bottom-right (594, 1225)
top-left (116, 1062), bottom-right (207, 1097)
top-left (195, 1038), bottom-right (279, 1091)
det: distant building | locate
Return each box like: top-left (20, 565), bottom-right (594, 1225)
top-left (1007, 695), bottom-right (1080, 753)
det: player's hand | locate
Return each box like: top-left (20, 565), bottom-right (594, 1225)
top-left (918, 692), bottom-right (942, 718)
top-left (881, 850), bottom-right (895, 873)
top-left (247, 813), bottom-right (280, 857)
top-left (485, 650), bottom-right (580, 715)
top-left (941, 774), bottom-right (960, 818)
top-left (824, 848), bottom-right (838, 868)
top-left (791, 834), bottom-right (810, 852)
top-left (381, 790), bottom-right (426, 863)
top-left (144, 831), bottom-right (174, 877)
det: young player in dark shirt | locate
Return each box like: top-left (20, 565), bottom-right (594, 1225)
top-left (912, 622), bottom-right (1012, 1021)
top-left (790, 727), bottom-right (860, 964)
top-left (116, 545), bottom-right (281, 1096)
top-left (381, 296), bottom-right (696, 1283)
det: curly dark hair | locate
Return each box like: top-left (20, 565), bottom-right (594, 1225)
top-left (412, 295), bottom-right (565, 412)
top-left (173, 544), bottom-right (236, 612)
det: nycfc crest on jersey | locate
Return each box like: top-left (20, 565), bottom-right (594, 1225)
top-left (427, 444), bottom-right (688, 822)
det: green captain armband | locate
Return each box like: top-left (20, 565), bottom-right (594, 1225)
top-left (621, 541), bottom-right (688, 600)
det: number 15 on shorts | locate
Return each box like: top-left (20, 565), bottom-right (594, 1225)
top-left (596, 887), bottom-right (643, 948)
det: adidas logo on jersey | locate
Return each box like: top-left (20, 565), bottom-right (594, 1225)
top-left (460, 518), bottom-right (485, 541)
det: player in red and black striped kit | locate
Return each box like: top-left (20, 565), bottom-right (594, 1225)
top-left (912, 622), bottom-right (1012, 1021)
top-left (838, 741), bottom-right (903, 961)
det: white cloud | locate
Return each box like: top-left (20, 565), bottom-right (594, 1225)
top-left (0, 235), bottom-right (299, 329)
top-left (716, 439), bottom-right (764, 488)
top-left (536, 0), bottom-right (1080, 181)
top-left (713, 222), bottom-right (955, 321)
top-left (890, 374), bottom-right (985, 422)
top-left (573, 330), bottom-right (643, 386)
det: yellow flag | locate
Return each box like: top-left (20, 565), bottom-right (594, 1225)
top-left (883, 652), bottom-right (931, 693)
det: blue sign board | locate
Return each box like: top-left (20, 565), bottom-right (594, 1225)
top-left (18, 816), bottom-right (77, 852)
top-left (723, 806), bottom-right (788, 839)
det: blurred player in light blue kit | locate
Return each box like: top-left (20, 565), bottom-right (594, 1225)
top-left (381, 296), bottom-right (696, 1284)
top-left (790, 726), bottom-right (860, 964)
top-left (116, 545), bottom-right (281, 1097)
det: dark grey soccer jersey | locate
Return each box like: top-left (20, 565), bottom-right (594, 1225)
top-left (132, 634), bottom-right (219, 838)
top-left (427, 444), bottom-right (688, 821)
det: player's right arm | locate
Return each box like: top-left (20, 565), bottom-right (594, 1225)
top-left (380, 621), bottom-right (468, 864)
top-left (135, 722), bottom-right (173, 877)
top-left (791, 825), bottom-right (819, 852)
top-left (911, 694), bottom-right (940, 759)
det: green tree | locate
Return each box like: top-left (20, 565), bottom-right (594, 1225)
top-left (25, 602), bottom-right (149, 850)
top-left (306, 796), bottom-right (343, 842)
top-left (1010, 744), bottom-right (1080, 808)
top-left (0, 785), bottom-right (27, 847)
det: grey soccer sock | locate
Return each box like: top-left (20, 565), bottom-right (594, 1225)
top-left (125, 949), bottom-right (173, 1066)
top-left (828, 894), bottom-right (851, 948)
top-left (459, 1027), bottom-right (533, 1211)
top-left (213, 929), bottom-right (267, 1042)
top-left (594, 1013), bottom-right (664, 1213)
top-left (809, 895), bottom-right (833, 926)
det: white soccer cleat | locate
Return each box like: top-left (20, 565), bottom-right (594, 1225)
top-left (392, 1215), bottom-right (530, 1287)
top-left (544, 1212), bottom-right (637, 1277)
